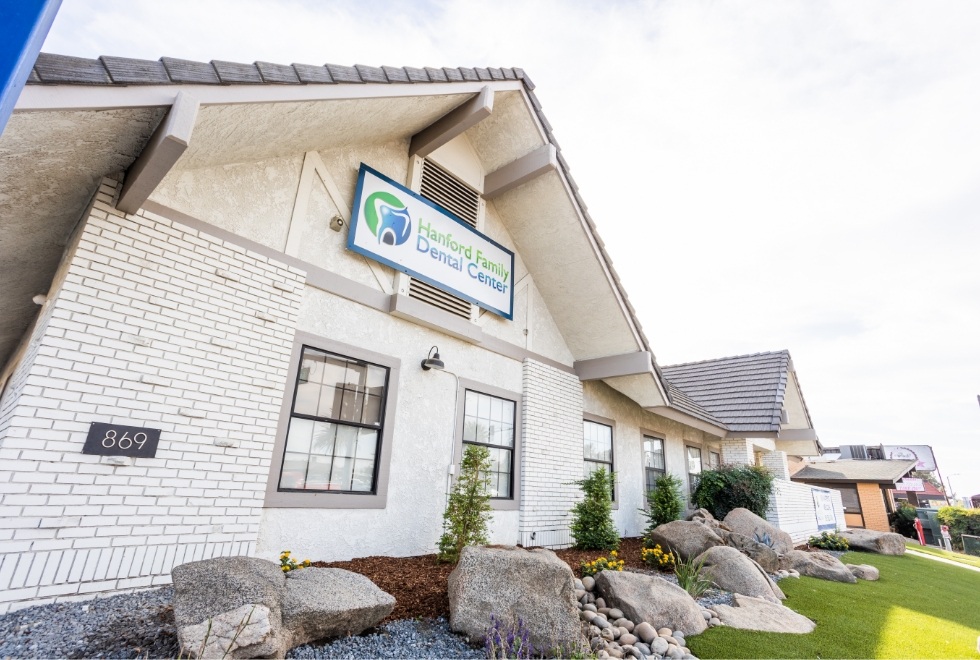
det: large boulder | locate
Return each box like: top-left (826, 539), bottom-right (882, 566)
top-left (690, 509), bottom-right (734, 539)
top-left (281, 568), bottom-right (395, 648)
top-left (172, 557), bottom-right (395, 658)
top-left (448, 546), bottom-right (583, 655)
top-left (848, 564), bottom-right (880, 581)
top-left (648, 520), bottom-right (724, 561)
top-left (173, 556), bottom-right (287, 658)
top-left (723, 508), bottom-right (794, 555)
top-left (839, 529), bottom-right (906, 555)
top-left (779, 550), bottom-right (856, 583)
top-left (725, 532), bottom-right (780, 572)
top-left (695, 546), bottom-right (785, 603)
top-left (711, 594), bottom-right (816, 633)
top-left (594, 570), bottom-right (708, 635)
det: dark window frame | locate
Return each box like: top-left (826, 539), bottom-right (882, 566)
top-left (461, 388), bottom-right (517, 501)
top-left (583, 416), bottom-right (616, 503)
top-left (642, 434), bottom-right (666, 495)
top-left (686, 445), bottom-right (704, 499)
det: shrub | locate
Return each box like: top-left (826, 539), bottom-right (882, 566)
top-left (641, 544), bottom-right (676, 572)
top-left (570, 468), bottom-right (620, 551)
top-left (692, 464), bottom-right (775, 519)
top-left (889, 502), bottom-right (918, 538)
top-left (674, 552), bottom-right (713, 597)
top-left (808, 531), bottom-right (849, 551)
top-left (484, 613), bottom-right (534, 659)
top-left (581, 550), bottom-right (624, 577)
top-left (639, 473), bottom-right (684, 540)
top-left (438, 444), bottom-right (493, 563)
top-left (936, 506), bottom-right (980, 551)
top-left (278, 550), bottom-right (310, 572)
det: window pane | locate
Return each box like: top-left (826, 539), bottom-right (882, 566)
top-left (490, 397), bottom-right (503, 423)
top-left (361, 393), bottom-right (382, 426)
top-left (294, 379), bottom-right (320, 416)
top-left (280, 453), bottom-right (309, 489)
top-left (316, 385), bottom-right (342, 419)
top-left (285, 418), bottom-right (314, 454)
top-left (320, 355), bottom-right (348, 388)
top-left (311, 422), bottom-right (335, 456)
top-left (339, 386), bottom-right (364, 422)
top-left (477, 393), bottom-right (491, 419)
top-left (462, 415), bottom-right (478, 442)
top-left (355, 429), bottom-right (378, 461)
top-left (305, 455), bottom-right (333, 490)
top-left (503, 399), bottom-right (515, 424)
top-left (688, 447), bottom-right (703, 474)
top-left (334, 425), bottom-right (358, 458)
top-left (366, 365), bottom-right (386, 392)
top-left (329, 456), bottom-right (354, 490)
top-left (351, 459), bottom-right (374, 492)
top-left (499, 421), bottom-right (514, 448)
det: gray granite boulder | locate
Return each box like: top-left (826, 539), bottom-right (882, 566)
top-left (848, 563), bottom-right (880, 581)
top-left (712, 594), bottom-right (816, 633)
top-left (839, 529), bottom-right (906, 555)
top-left (779, 550), bottom-right (857, 583)
top-left (723, 508), bottom-right (794, 554)
top-left (281, 568), bottom-right (395, 647)
top-left (695, 546), bottom-right (785, 603)
top-left (594, 570), bottom-right (707, 635)
top-left (725, 532), bottom-right (781, 572)
top-left (648, 520), bottom-right (724, 561)
top-left (448, 546), bottom-right (583, 655)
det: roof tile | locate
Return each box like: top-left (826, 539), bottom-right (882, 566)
top-left (161, 57), bottom-right (220, 84)
top-left (255, 61), bottom-right (301, 84)
top-left (34, 53), bottom-right (111, 84)
top-left (355, 64), bottom-right (388, 83)
top-left (212, 60), bottom-right (263, 84)
top-left (442, 67), bottom-right (464, 82)
top-left (403, 66), bottom-right (429, 82)
top-left (424, 67), bottom-right (448, 83)
top-left (292, 63), bottom-right (334, 84)
top-left (325, 64), bottom-right (363, 84)
top-left (475, 67), bottom-right (492, 81)
top-left (458, 67), bottom-right (479, 82)
top-left (382, 66), bottom-right (411, 83)
top-left (100, 56), bottom-right (170, 84)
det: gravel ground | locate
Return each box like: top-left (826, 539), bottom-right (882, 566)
top-left (0, 589), bottom-right (481, 660)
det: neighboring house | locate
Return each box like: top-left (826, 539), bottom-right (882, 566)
top-left (0, 52), bottom-right (831, 612)
top-left (891, 480), bottom-right (948, 508)
top-left (792, 459), bottom-right (916, 532)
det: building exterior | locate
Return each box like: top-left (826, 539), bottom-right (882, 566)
top-left (792, 459), bottom-right (916, 532)
top-left (0, 53), bottom-right (839, 612)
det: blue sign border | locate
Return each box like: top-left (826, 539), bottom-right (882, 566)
top-left (348, 163), bottom-right (515, 320)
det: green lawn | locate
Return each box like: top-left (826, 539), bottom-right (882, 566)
top-left (905, 540), bottom-right (980, 569)
top-left (687, 552), bottom-right (980, 659)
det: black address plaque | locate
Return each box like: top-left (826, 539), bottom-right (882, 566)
top-left (82, 422), bottom-right (161, 458)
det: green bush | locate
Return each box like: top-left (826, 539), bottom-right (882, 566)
top-left (936, 506), bottom-right (980, 551)
top-left (639, 473), bottom-right (684, 541)
top-left (437, 444), bottom-right (493, 563)
top-left (674, 552), bottom-right (713, 597)
top-left (889, 502), bottom-right (918, 538)
top-left (691, 464), bottom-right (775, 519)
top-left (808, 530), bottom-right (849, 551)
top-left (570, 468), bottom-right (619, 551)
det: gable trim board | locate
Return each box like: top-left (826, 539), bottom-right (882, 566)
top-left (0, 53), bottom-right (828, 611)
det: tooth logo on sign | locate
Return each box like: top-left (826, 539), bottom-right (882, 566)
top-left (364, 191), bottom-right (412, 246)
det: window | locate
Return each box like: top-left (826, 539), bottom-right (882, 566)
top-left (279, 346), bottom-right (390, 494)
top-left (584, 419), bottom-right (614, 499)
top-left (643, 436), bottom-right (666, 493)
top-left (707, 451), bottom-right (720, 470)
top-left (462, 390), bottom-right (516, 499)
top-left (832, 485), bottom-right (862, 513)
top-left (687, 446), bottom-right (703, 498)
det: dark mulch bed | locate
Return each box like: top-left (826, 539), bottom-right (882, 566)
top-left (311, 538), bottom-right (649, 623)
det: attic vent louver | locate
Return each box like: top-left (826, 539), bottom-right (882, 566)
top-left (409, 160), bottom-right (482, 319)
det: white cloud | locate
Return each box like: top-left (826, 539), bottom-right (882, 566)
top-left (43, 0), bottom-right (980, 498)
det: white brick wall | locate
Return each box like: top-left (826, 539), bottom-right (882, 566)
top-left (721, 438), bottom-right (754, 465)
top-left (519, 359), bottom-right (584, 548)
top-left (766, 478), bottom-right (847, 544)
top-left (0, 178), bottom-right (305, 612)
top-left (759, 450), bottom-right (790, 480)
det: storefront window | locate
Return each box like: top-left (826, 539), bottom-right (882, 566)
top-left (462, 390), bottom-right (516, 499)
top-left (279, 346), bottom-right (389, 493)
top-left (584, 419), bottom-right (614, 499)
top-left (643, 436), bottom-right (665, 493)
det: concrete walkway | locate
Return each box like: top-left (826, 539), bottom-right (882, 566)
top-left (905, 548), bottom-right (980, 572)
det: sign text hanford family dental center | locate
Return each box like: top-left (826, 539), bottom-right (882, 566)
top-left (348, 164), bottom-right (515, 319)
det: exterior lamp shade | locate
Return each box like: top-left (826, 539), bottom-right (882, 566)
top-left (421, 346), bottom-right (444, 371)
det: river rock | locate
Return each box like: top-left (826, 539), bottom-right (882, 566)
top-left (583, 576), bottom-right (596, 591)
top-left (595, 571), bottom-right (707, 635)
top-left (448, 546), bottom-right (583, 654)
top-left (711, 594), bottom-right (816, 633)
top-left (634, 622), bottom-right (657, 643)
top-left (839, 529), bottom-right (906, 555)
top-left (647, 520), bottom-right (725, 561)
top-left (779, 549), bottom-right (857, 583)
top-left (651, 637), bottom-right (669, 655)
top-left (848, 564), bottom-right (880, 580)
top-left (695, 546), bottom-right (785, 602)
top-left (723, 508), bottom-right (794, 554)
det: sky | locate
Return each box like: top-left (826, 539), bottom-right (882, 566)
top-left (42, 0), bottom-right (980, 499)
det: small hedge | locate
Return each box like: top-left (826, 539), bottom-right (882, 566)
top-left (936, 505), bottom-right (980, 551)
top-left (570, 468), bottom-right (619, 551)
top-left (692, 464), bottom-right (774, 520)
top-left (889, 501), bottom-right (918, 538)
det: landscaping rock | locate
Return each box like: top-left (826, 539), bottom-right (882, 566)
top-left (711, 594), bottom-right (816, 633)
top-left (848, 564), bottom-right (880, 581)
top-left (647, 520), bottom-right (725, 561)
top-left (448, 546), bottom-right (583, 654)
top-left (594, 571), bottom-right (707, 635)
top-left (725, 532), bottom-right (781, 572)
top-left (695, 546), bottom-right (785, 603)
top-left (280, 568), bottom-right (394, 648)
top-left (651, 637), bottom-right (669, 655)
top-left (634, 621), bottom-right (657, 643)
top-left (172, 556), bottom-right (287, 658)
top-left (839, 529), bottom-right (906, 555)
top-left (583, 576), bottom-right (596, 591)
top-left (723, 508), bottom-right (794, 554)
top-left (779, 550), bottom-right (857, 583)
top-left (179, 604), bottom-right (276, 659)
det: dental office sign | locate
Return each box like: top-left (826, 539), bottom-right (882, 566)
top-left (348, 164), bottom-right (514, 319)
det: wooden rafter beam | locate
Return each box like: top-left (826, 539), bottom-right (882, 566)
top-left (409, 86), bottom-right (493, 158)
top-left (483, 143), bottom-right (558, 198)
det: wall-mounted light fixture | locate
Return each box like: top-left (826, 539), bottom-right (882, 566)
top-left (421, 346), bottom-right (444, 371)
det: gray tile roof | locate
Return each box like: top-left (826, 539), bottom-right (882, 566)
top-left (792, 459), bottom-right (917, 484)
top-left (664, 382), bottom-right (729, 429)
top-left (661, 351), bottom-right (790, 433)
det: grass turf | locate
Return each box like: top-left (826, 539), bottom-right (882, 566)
top-left (687, 551), bottom-right (980, 659)
top-left (905, 540), bottom-right (980, 569)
